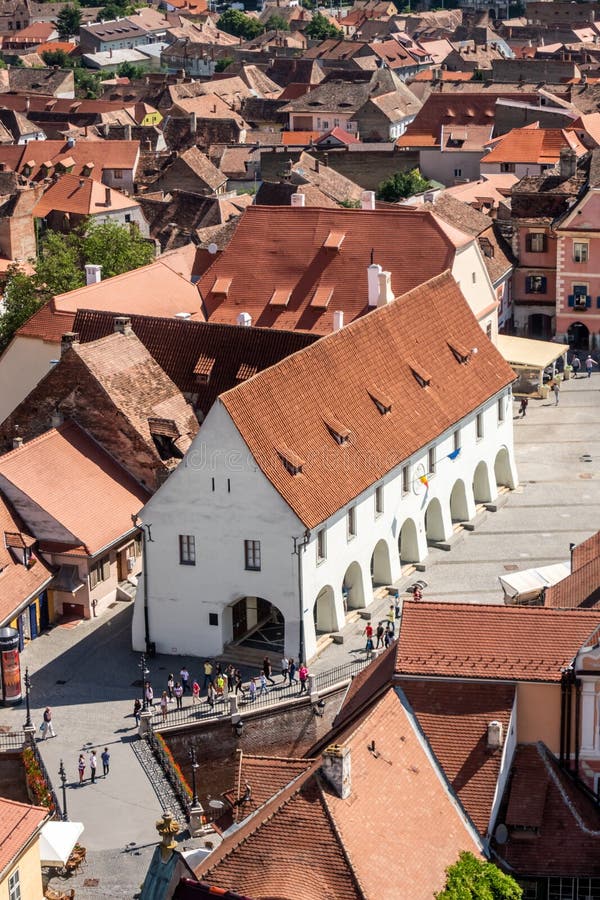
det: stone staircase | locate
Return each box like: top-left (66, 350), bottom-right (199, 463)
top-left (218, 643), bottom-right (273, 669)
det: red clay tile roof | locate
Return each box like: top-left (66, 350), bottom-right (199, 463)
top-left (0, 494), bottom-right (54, 625)
top-left (395, 601), bottom-right (600, 682)
top-left (573, 530), bottom-right (600, 572)
top-left (483, 125), bottom-right (587, 164)
top-left (333, 643), bottom-right (397, 731)
top-left (16, 303), bottom-right (75, 344)
top-left (225, 754), bottom-right (314, 823)
top-left (399, 679), bottom-right (515, 835)
top-left (0, 140), bottom-right (140, 182)
top-left (198, 206), bottom-right (460, 333)
top-left (281, 130), bottom-right (321, 145)
top-left (33, 173), bottom-right (138, 218)
top-left (219, 270), bottom-right (515, 529)
top-left (0, 798), bottom-right (47, 875)
top-left (494, 743), bottom-right (600, 877)
top-left (0, 421), bottom-right (149, 556)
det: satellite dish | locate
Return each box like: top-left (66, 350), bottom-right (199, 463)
top-left (495, 823), bottom-right (508, 845)
top-left (207, 242), bottom-right (218, 255)
top-left (209, 799), bottom-right (225, 810)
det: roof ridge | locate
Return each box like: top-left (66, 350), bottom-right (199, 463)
top-left (403, 599), bottom-right (600, 615)
top-left (316, 774), bottom-right (368, 900)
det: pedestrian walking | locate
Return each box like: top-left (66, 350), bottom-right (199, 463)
top-left (145, 682), bottom-right (154, 706)
top-left (258, 672), bottom-right (269, 696)
top-left (202, 660), bottom-right (213, 692)
top-left (519, 397), bottom-right (528, 418)
top-left (89, 750), bottom-right (97, 784)
top-left (365, 636), bottom-right (374, 659)
top-left (207, 681), bottom-right (215, 709)
top-left (174, 682), bottom-right (183, 710)
top-left (413, 585), bottom-right (423, 602)
top-left (281, 656), bottom-right (289, 683)
top-left (215, 673), bottom-right (225, 699)
top-left (192, 680), bottom-right (200, 705)
top-left (249, 678), bottom-right (256, 702)
top-left (375, 622), bottom-right (384, 648)
top-left (387, 612), bottom-right (395, 636)
top-left (363, 622), bottom-right (373, 642)
top-left (167, 674), bottom-right (174, 701)
top-left (394, 598), bottom-right (401, 619)
top-left (180, 666), bottom-right (190, 694)
top-left (386, 605), bottom-right (395, 627)
top-left (384, 627), bottom-right (392, 649)
top-left (160, 690), bottom-right (169, 720)
top-left (78, 753), bottom-right (85, 784)
top-left (288, 658), bottom-right (297, 685)
top-left (587, 355), bottom-right (598, 377)
top-left (133, 697), bottom-right (141, 724)
top-left (552, 381), bottom-right (560, 405)
top-left (101, 747), bottom-right (110, 777)
top-left (235, 670), bottom-right (245, 697)
top-left (298, 663), bottom-right (308, 695)
top-left (262, 657), bottom-right (275, 686)
top-left (226, 664), bottom-right (235, 693)
top-left (572, 355), bottom-right (581, 377)
top-left (41, 707), bottom-right (55, 739)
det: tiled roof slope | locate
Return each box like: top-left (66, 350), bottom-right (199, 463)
top-left (219, 271), bottom-right (515, 529)
top-left (0, 493), bottom-right (53, 625)
top-left (198, 206), bottom-right (459, 333)
top-left (545, 557), bottom-right (600, 610)
top-left (494, 743), bottom-right (600, 877)
top-left (0, 421), bottom-right (149, 555)
top-left (332, 642), bottom-right (397, 731)
top-left (398, 679), bottom-right (515, 835)
top-left (484, 125), bottom-right (587, 164)
top-left (572, 530), bottom-right (600, 572)
top-left (71, 312), bottom-right (319, 417)
top-left (0, 798), bottom-right (47, 874)
top-left (395, 601), bottom-right (600, 682)
top-left (225, 754), bottom-right (314, 823)
top-left (33, 174), bottom-right (138, 217)
top-left (0, 140), bottom-right (140, 182)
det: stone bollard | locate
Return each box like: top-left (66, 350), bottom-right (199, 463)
top-left (189, 804), bottom-right (207, 837)
top-left (308, 673), bottom-right (318, 703)
top-left (139, 708), bottom-right (153, 737)
top-left (229, 694), bottom-right (238, 717)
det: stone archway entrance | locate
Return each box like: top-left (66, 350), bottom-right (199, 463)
top-left (495, 447), bottom-right (515, 489)
top-left (398, 518), bottom-right (419, 567)
top-left (313, 586), bottom-right (337, 635)
top-left (473, 460), bottom-right (492, 504)
top-left (342, 562), bottom-right (365, 610)
top-left (229, 596), bottom-right (285, 655)
top-left (371, 539), bottom-right (392, 587)
top-left (450, 479), bottom-right (469, 523)
top-left (425, 497), bottom-right (445, 543)
top-left (568, 321), bottom-right (590, 351)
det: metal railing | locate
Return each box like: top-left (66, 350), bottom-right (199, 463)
top-left (0, 730), bottom-right (27, 751)
top-left (24, 732), bottom-right (62, 820)
top-left (313, 658), bottom-right (369, 691)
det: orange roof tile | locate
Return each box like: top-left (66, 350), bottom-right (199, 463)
top-left (0, 421), bottom-right (149, 555)
top-left (199, 206), bottom-right (460, 333)
top-left (281, 130), bottom-right (321, 145)
top-left (395, 601), bottom-right (600, 682)
top-left (0, 798), bottom-right (47, 874)
top-left (0, 140), bottom-right (140, 183)
top-left (220, 270), bottom-right (515, 529)
top-left (483, 125), bottom-right (587, 165)
top-left (0, 494), bottom-right (53, 625)
top-left (33, 173), bottom-right (138, 218)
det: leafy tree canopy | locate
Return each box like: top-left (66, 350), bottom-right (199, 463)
top-left (41, 49), bottom-right (74, 68)
top-left (437, 852), bottom-right (523, 900)
top-left (74, 67), bottom-right (103, 98)
top-left (215, 55), bottom-right (234, 72)
top-left (264, 13), bottom-right (290, 30)
top-left (217, 9), bottom-right (264, 38)
top-left (376, 168), bottom-right (431, 201)
top-left (304, 11), bottom-right (342, 40)
top-left (56, 4), bottom-right (81, 40)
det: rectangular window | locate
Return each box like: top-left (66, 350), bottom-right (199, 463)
top-left (113, 169), bottom-right (123, 179)
top-left (8, 870), bottom-right (20, 900)
top-left (453, 429), bottom-right (460, 452)
top-left (500, 162), bottom-right (516, 173)
top-left (526, 232), bottom-right (546, 253)
top-left (486, 321), bottom-right (492, 339)
top-left (244, 539), bottom-right (261, 571)
top-left (375, 484), bottom-right (384, 516)
top-left (347, 505), bottom-right (357, 539)
top-left (526, 275), bottom-right (547, 294)
top-left (476, 412), bottom-right (484, 440)
top-left (179, 534), bottom-right (195, 566)
top-left (428, 447), bottom-right (436, 475)
top-left (317, 528), bottom-right (326, 562)
top-left (498, 397), bottom-right (505, 423)
top-left (402, 464), bottom-right (410, 494)
top-left (573, 242), bottom-right (588, 263)
top-left (209, 613), bottom-right (218, 626)
top-left (453, 168), bottom-right (462, 177)
top-left (89, 555), bottom-right (110, 589)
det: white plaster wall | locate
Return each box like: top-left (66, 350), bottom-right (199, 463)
top-left (0, 336), bottom-right (60, 423)
top-left (480, 161), bottom-right (547, 179)
top-left (419, 149), bottom-right (484, 186)
top-left (487, 692), bottom-right (517, 837)
top-left (451, 242), bottom-right (499, 342)
top-left (132, 401), bottom-right (305, 659)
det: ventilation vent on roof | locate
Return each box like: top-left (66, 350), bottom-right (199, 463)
top-left (236, 363), bottom-right (258, 381)
top-left (193, 354), bottom-right (215, 383)
top-left (310, 285), bottom-right (333, 309)
top-left (212, 275), bottom-right (232, 296)
top-left (277, 444), bottom-right (305, 476)
top-left (269, 287), bottom-right (291, 307)
top-left (447, 341), bottom-right (472, 364)
top-left (323, 413), bottom-right (351, 445)
top-left (408, 361), bottom-right (432, 388)
top-left (368, 386), bottom-right (392, 415)
top-left (323, 230), bottom-right (345, 251)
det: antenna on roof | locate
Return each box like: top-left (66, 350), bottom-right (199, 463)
top-left (370, 247), bottom-right (375, 264)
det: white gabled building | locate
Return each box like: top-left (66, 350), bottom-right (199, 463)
top-left (132, 270), bottom-right (518, 663)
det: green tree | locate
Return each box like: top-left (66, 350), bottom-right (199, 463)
top-left (215, 56), bottom-right (234, 73)
top-left (217, 8), bottom-right (264, 39)
top-left (264, 13), bottom-right (290, 30)
top-left (41, 49), bottom-right (74, 68)
top-left (82, 219), bottom-right (154, 279)
top-left (376, 168), bottom-right (431, 201)
top-left (117, 61), bottom-right (146, 79)
top-left (437, 852), bottom-right (523, 900)
top-left (74, 67), bottom-right (103, 99)
top-left (304, 11), bottom-right (342, 40)
top-left (0, 264), bottom-right (44, 351)
top-left (56, 4), bottom-right (82, 40)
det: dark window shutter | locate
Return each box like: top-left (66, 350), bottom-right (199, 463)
top-left (596, 297), bottom-right (600, 309)
top-left (525, 234), bottom-right (532, 252)
top-left (526, 277), bottom-right (531, 293)
top-left (102, 556), bottom-right (110, 581)
top-left (542, 235), bottom-right (547, 252)
top-left (587, 295), bottom-right (592, 309)
top-left (568, 295), bottom-right (575, 307)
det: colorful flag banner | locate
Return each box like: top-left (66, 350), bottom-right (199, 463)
top-left (447, 448), bottom-right (461, 460)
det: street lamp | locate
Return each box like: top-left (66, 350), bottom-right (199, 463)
top-left (23, 667), bottom-right (32, 730)
top-left (58, 759), bottom-right (68, 822)
top-left (139, 653), bottom-right (150, 712)
top-left (188, 745), bottom-right (200, 808)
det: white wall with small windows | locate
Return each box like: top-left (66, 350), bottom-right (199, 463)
top-left (450, 242), bottom-right (499, 344)
top-left (133, 388), bottom-right (517, 663)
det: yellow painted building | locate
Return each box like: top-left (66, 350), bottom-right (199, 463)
top-left (0, 798), bottom-right (47, 900)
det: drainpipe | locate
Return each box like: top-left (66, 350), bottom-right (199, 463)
top-left (132, 514), bottom-right (154, 654)
top-left (575, 676), bottom-right (581, 777)
top-left (293, 530), bottom-right (311, 665)
top-left (560, 669), bottom-right (567, 765)
top-left (565, 667), bottom-right (573, 772)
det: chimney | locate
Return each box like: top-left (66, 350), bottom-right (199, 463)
top-left (291, 192), bottom-right (305, 207)
top-left (190, 111), bottom-right (197, 133)
top-left (12, 436), bottom-right (23, 450)
top-left (114, 315), bottom-right (133, 336)
top-left (333, 310), bottom-right (344, 331)
top-left (361, 190), bottom-right (375, 210)
top-left (60, 332), bottom-right (79, 355)
top-left (377, 270), bottom-right (394, 306)
top-left (560, 147), bottom-right (577, 180)
top-left (51, 409), bottom-right (64, 428)
top-left (368, 262), bottom-right (382, 307)
top-left (487, 720), bottom-right (504, 750)
top-left (237, 311), bottom-right (252, 326)
top-left (104, 187), bottom-right (111, 206)
top-left (321, 744), bottom-right (351, 799)
top-left (315, 159), bottom-right (320, 174)
top-left (85, 264), bottom-right (102, 285)
top-left (67, 136), bottom-right (75, 149)
top-left (124, 123), bottom-right (132, 141)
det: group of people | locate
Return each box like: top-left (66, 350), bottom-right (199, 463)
top-left (363, 601), bottom-right (403, 657)
top-left (248, 656), bottom-right (309, 698)
top-left (77, 748), bottom-right (110, 785)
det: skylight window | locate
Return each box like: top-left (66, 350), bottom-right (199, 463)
top-left (269, 287), bottom-right (291, 307)
top-left (310, 285), bottom-right (333, 309)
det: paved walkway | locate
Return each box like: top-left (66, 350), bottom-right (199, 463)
top-left (0, 372), bottom-right (599, 897)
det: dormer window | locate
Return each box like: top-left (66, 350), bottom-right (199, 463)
top-left (22, 161), bottom-right (34, 177)
top-left (212, 276), bottom-right (232, 296)
top-left (83, 162), bottom-right (95, 177)
top-left (368, 386), bottom-right (392, 415)
top-left (277, 444), bottom-right (305, 476)
top-left (310, 285), bottom-right (333, 309)
top-left (323, 230), bottom-right (345, 251)
top-left (409, 361), bottom-right (431, 387)
top-left (269, 287), bottom-right (291, 307)
top-left (448, 341), bottom-right (471, 364)
top-left (193, 354), bottom-right (215, 384)
top-left (236, 363), bottom-right (258, 381)
top-left (148, 417), bottom-right (183, 461)
top-left (324, 414), bottom-right (350, 445)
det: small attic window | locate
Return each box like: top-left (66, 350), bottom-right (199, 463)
top-left (368, 386), bottom-right (392, 415)
top-left (148, 417), bottom-right (183, 461)
top-left (212, 276), bottom-right (232, 296)
top-left (193, 354), bottom-right (215, 383)
top-left (310, 285), bottom-right (333, 309)
top-left (448, 341), bottom-right (471, 364)
top-left (324, 414), bottom-right (351, 445)
top-left (236, 362), bottom-right (258, 381)
top-left (323, 230), bottom-right (345, 250)
top-left (408, 361), bottom-right (432, 388)
top-left (277, 444), bottom-right (305, 476)
top-left (22, 161), bottom-right (34, 176)
top-left (269, 287), bottom-right (291, 307)
top-left (83, 162), bottom-right (95, 176)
